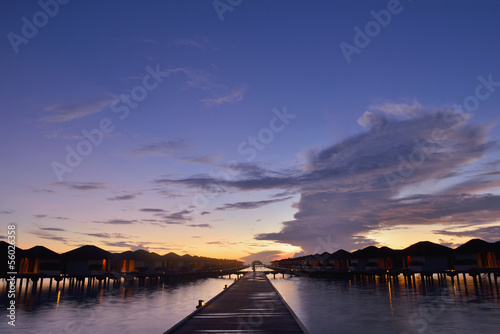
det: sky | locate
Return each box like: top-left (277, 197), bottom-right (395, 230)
top-left (1, 0), bottom-right (500, 264)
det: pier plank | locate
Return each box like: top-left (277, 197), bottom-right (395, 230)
top-left (165, 272), bottom-right (308, 334)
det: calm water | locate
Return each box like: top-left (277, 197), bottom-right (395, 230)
top-left (1, 273), bottom-right (499, 334)
top-left (272, 274), bottom-right (500, 333)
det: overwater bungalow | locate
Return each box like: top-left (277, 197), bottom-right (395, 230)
top-left (112, 250), bottom-right (164, 273)
top-left (326, 249), bottom-right (350, 270)
top-left (163, 252), bottom-right (181, 271)
top-left (61, 245), bottom-right (111, 276)
top-left (19, 245), bottom-right (62, 275)
top-left (454, 239), bottom-right (498, 271)
top-left (1, 241), bottom-right (22, 274)
top-left (348, 246), bottom-right (398, 272)
top-left (402, 241), bottom-right (452, 272)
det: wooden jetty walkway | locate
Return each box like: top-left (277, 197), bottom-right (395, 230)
top-left (164, 272), bottom-right (309, 334)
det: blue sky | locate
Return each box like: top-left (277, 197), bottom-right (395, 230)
top-left (1, 0), bottom-right (500, 263)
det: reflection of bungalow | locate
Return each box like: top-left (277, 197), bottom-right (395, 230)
top-left (454, 239), bottom-right (498, 271)
top-left (19, 246), bottom-right (61, 275)
top-left (349, 246), bottom-right (398, 272)
top-left (62, 245), bottom-right (111, 276)
top-left (403, 241), bottom-right (452, 272)
top-left (327, 250), bottom-right (350, 270)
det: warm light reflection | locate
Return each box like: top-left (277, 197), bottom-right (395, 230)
top-left (56, 290), bottom-right (61, 308)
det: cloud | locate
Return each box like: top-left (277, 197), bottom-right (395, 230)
top-left (240, 250), bottom-right (287, 264)
top-left (40, 227), bottom-right (66, 232)
top-left (33, 214), bottom-right (47, 219)
top-left (57, 182), bottom-right (106, 191)
top-left (0, 210), bottom-right (14, 214)
top-left (140, 208), bottom-right (165, 213)
top-left (93, 219), bottom-right (137, 225)
top-left (158, 103), bottom-right (499, 253)
top-left (215, 197), bottom-right (293, 211)
top-left (108, 194), bottom-right (137, 201)
top-left (200, 84), bottom-right (247, 106)
top-left (84, 232), bottom-right (129, 239)
top-left (187, 224), bottom-right (212, 228)
top-left (162, 209), bottom-right (193, 221)
top-left (181, 154), bottom-right (220, 165)
top-left (103, 241), bottom-right (149, 251)
top-left (41, 96), bottom-right (116, 123)
top-left (200, 211), bottom-right (211, 215)
top-left (30, 228), bottom-right (68, 243)
top-left (434, 225), bottom-right (500, 241)
top-left (256, 106), bottom-right (499, 252)
top-left (168, 67), bottom-right (246, 106)
top-left (169, 36), bottom-right (210, 49)
top-left (126, 139), bottom-right (190, 158)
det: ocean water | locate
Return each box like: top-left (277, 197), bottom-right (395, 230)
top-left (1, 273), bottom-right (499, 334)
top-left (271, 274), bottom-right (500, 333)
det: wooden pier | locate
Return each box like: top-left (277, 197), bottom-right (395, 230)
top-left (164, 272), bottom-right (309, 334)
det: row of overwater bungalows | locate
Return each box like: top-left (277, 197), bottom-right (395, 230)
top-left (271, 239), bottom-right (500, 273)
top-left (0, 243), bottom-right (243, 276)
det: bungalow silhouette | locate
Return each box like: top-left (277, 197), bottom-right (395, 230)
top-left (112, 249), bottom-right (164, 273)
top-left (403, 241), bottom-right (452, 272)
top-left (19, 245), bottom-right (61, 275)
top-left (326, 249), bottom-right (351, 270)
top-left (1, 241), bottom-right (22, 274)
top-left (348, 246), bottom-right (399, 272)
top-left (453, 239), bottom-right (498, 271)
top-left (62, 245), bottom-right (111, 275)
top-left (164, 252), bottom-right (181, 271)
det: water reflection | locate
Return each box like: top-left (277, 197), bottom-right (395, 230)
top-left (0, 276), bottom-right (235, 334)
top-left (269, 273), bottom-right (500, 334)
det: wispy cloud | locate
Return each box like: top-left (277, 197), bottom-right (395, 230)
top-left (0, 210), bottom-right (14, 214)
top-left (168, 36), bottom-right (210, 49)
top-left (215, 196), bottom-right (293, 211)
top-left (125, 139), bottom-right (190, 158)
top-left (93, 219), bottom-right (137, 225)
top-left (41, 96), bottom-right (116, 123)
top-left (162, 209), bottom-right (193, 222)
top-left (200, 84), bottom-right (247, 106)
top-left (434, 225), bottom-right (500, 240)
top-left (168, 67), bottom-right (246, 106)
top-left (140, 208), bottom-right (165, 213)
top-left (187, 223), bottom-right (212, 228)
top-left (107, 194), bottom-right (137, 201)
top-left (83, 232), bottom-right (129, 239)
top-left (57, 182), bottom-right (107, 191)
top-left (40, 227), bottom-right (66, 232)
